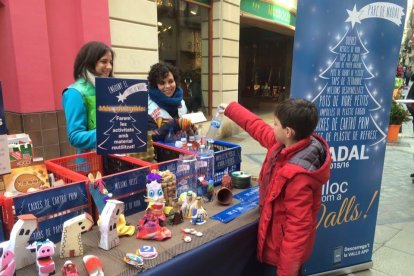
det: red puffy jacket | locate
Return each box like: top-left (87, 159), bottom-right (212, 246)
top-left (225, 102), bottom-right (331, 276)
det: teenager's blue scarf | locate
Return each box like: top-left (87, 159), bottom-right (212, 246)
top-left (148, 86), bottom-right (183, 117)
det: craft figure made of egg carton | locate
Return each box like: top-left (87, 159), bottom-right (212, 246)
top-left (26, 239), bottom-right (56, 276)
top-left (60, 213), bottom-right (93, 258)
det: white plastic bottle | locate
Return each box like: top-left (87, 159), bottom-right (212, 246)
top-left (206, 106), bottom-right (225, 139)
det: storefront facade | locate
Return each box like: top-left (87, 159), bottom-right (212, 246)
top-left (0, 0), bottom-right (296, 159)
top-left (238, 0), bottom-right (296, 111)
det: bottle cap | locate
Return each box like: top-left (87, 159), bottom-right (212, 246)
top-left (175, 141), bottom-right (183, 148)
top-left (189, 136), bottom-right (195, 141)
top-left (180, 138), bottom-right (187, 142)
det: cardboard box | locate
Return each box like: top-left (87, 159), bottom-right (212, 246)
top-left (8, 134), bottom-right (33, 168)
top-left (3, 163), bottom-right (50, 194)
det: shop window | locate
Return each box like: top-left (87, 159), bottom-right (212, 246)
top-left (157, 0), bottom-right (210, 113)
top-left (239, 27), bottom-right (293, 102)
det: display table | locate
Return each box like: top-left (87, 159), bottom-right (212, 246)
top-left (17, 188), bottom-right (260, 276)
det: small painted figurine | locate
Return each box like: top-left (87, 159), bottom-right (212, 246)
top-left (179, 191), bottom-right (197, 218)
top-left (145, 172), bottom-right (166, 208)
top-left (61, 260), bottom-right (79, 276)
top-left (167, 198), bottom-right (183, 225)
top-left (197, 172), bottom-right (215, 202)
top-left (191, 197), bottom-right (207, 225)
top-left (0, 242), bottom-right (16, 276)
top-left (204, 180), bottom-right (215, 202)
top-left (145, 172), bottom-right (167, 223)
top-left (221, 171), bottom-right (232, 189)
top-left (27, 239), bottom-right (56, 276)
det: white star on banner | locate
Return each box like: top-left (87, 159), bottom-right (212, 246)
top-left (345, 5), bottom-right (361, 28)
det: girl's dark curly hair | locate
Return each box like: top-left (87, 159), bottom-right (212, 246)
top-left (73, 41), bottom-right (114, 81)
top-left (148, 62), bottom-right (180, 88)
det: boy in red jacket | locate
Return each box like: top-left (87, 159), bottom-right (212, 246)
top-left (222, 98), bottom-right (331, 276)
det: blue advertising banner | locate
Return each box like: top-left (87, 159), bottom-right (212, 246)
top-left (96, 78), bottom-right (148, 155)
top-left (291, 1), bottom-right (406, 274)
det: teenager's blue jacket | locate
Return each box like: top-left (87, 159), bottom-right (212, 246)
top-left (62, 85), bottom-right (96, 153)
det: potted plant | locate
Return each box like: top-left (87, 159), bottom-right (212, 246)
top-left (387, 101), bottom-right (411, 142)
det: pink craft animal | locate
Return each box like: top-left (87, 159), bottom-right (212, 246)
top-left (27, 239), bottom-right (56, 276)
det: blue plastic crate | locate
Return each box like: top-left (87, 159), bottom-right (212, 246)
top-left (154, 140), bottom-right (242, 186)
top-left (210, 140), bottom-right (242, 185)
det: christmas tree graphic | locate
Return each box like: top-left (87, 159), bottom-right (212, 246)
top-left (312, 23), bottom-right (387, 147)
top-left (98, 113), bottom-right (146, 151)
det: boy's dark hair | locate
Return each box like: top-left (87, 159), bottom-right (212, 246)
top-left (73, 41), bottom-right (114, 81)
top-left (148, 62), bottom-right (180, 88)
top-left (274, 98), bottom-right (319, 141)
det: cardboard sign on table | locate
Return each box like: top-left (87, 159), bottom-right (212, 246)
top-left (96, 78), bottom-right (148, 155)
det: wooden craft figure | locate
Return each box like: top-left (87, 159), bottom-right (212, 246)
top-left (59, 213), bottom-right (94, 258)
top-left (179, 191), bottom-right (197, 218)
top-left (8, 214), bottom-right (38, 270)
top-left (88, 172), bottom-right (134, 237)
top-left (27, 239), bottom-right (56, 276)
top-left (191, 197), bottom-right (208, 225)
top-left (99, 199), bottom-right (124, 250)
top-left (0, 241), bottom-right (16, 276)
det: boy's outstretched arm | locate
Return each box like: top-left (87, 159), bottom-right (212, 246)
top-left (222, 102), bottom-right (276, 149)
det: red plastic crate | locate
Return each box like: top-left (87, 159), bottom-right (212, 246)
top-left (45, 152), bottom-right (151, 182)
top-left (0, 180), bottom-right (92, 242)
top-left (45, 152), bottom-right (152, 219)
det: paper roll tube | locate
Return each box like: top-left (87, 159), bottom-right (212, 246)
top-left (216, 187), bottom-right (233, 205)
